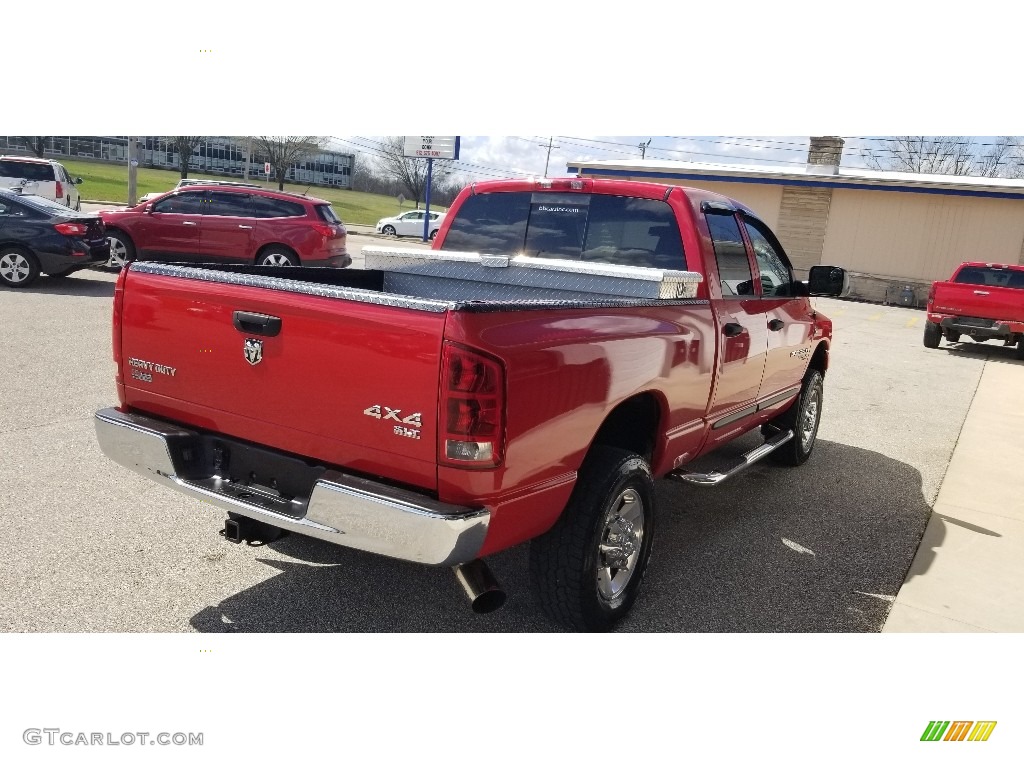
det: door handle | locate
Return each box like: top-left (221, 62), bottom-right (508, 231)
top-left (182, 221), bottom-right (197, 226)
top-left (233, 311), bottom-right (282, 337)
top-left (973, 290), bottom-right (989, 295)
top-left (722, 322), bottom-right (745, 337)
top-left (768, 319), bottom-right (785, 331)
top-left (238, 225), bottom-right (253, 230)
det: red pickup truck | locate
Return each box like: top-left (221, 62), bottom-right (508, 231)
top-left (94, 178), bottom-right (848, 631)
top-left (924, 262), bottom-right (1024, 358)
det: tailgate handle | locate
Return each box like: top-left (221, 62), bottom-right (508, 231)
top-left (233, 311), bottom-right (282, 337)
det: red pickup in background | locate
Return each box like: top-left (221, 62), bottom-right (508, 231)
top-left (924, 262), bottom-right (1024, 358)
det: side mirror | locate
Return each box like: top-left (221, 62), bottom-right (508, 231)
top-left (74, 177), bottom-right (83, 185)
top-left (143, 204), bottom-right (153, 213)
top-left (808, 266), bottom-right (850, 297)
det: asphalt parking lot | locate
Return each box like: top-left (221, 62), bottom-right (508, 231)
top-left (0, 256), bottom-right (1009, 632)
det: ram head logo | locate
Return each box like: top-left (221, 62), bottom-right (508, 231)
top-left (243, 338), bottom-right (263, 366)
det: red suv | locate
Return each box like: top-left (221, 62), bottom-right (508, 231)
top-left (99, 185), bottom-right (350, 269)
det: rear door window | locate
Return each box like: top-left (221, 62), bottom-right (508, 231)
top-left (705, 210), bottom-right (753, 296)
top-left (442, 191), bottom-right (685, 269)
top-left (203, 191), bottom-right (253, 217)
top-left (252, 196), bottom-right (305, 218)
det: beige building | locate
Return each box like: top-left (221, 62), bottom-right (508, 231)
top-left (568, 138), bottom-right (1024, 304)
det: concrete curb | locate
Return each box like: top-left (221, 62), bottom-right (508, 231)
top-left (884, 356), bottom-right (1024, 632)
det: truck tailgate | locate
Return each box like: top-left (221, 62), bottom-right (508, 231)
top-left (119, 269), bottom-right (445, 491)
top-left (932, 282), bottom-right (1024, 321)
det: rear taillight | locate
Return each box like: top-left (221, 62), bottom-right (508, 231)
top-left (311, 222), bottom-right (335, 238)
top-left (54, 222), bottom-right (88, 236)
top-left (113, 268), bottom-right (129, 406)
top-left (439, 342), bottom-right (505, 467)
top-left (55, 181), bottom-right (63, 199)
top-left (927, 283), bottom-right (936, 305)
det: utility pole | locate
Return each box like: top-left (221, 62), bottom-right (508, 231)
top-left (127, 136), bottom-right (138, 206)
top-left (539, 136), bottom-right (560, 176)
top-left (639, 138), bottom-right (653, 159)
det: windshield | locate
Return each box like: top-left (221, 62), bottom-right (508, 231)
top-left (442, 191), bottom-right (686, 270)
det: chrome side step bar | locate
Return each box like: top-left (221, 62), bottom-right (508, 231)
top-left (669, 429), bottom-right (794, 486)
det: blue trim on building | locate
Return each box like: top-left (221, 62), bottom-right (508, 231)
top-left (566, 166), bottom-right (1024, 201)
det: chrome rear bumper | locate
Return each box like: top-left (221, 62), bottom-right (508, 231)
top-left (93, 408), bottom-right (489, 566)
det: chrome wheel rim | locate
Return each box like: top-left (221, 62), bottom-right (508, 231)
top-left (799, 385), bottom-right (821, 452)
top-left (262, 253), bottom-right (293, 266)
top-left (107, 237), bottom-right (128, 268)
top-left (596, 488), bottom-right (645, 601)
top-left (0, 252), bottom-right (31, 284)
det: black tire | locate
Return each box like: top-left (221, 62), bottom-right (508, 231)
top-left (0, 247), bottom-right (41, 288)
top-left (768, 369), bottom-right (824, 467)
top-left (944, 330), bottom-right (961, 343)
top-left (382, 225), bottom-right (397, 237)
top-left (105, 230), bottom-right (136, 270)
top-left (429, 229), bottom-right (439, 241)
top-left (923, 321), bottom-right (941, 348)
top-left (256, 248), bottom-right (300, 267)
top-left (1016, 337), bottom-right (1024, 361)
top-left (529, 446), bottom-right (656, 632)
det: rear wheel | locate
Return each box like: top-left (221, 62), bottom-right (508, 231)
top-left (105, 231), bottom-right (136, 270)
top-left (944, 330), bottom-right (961, 343)
top-left (768, 369), bottom-right (824, 467)
top-left (923, 321), bottom-right (941, 348)
top-left (429, 229), bottom-right (439, 241)
top-left (529, 446), bottom-right (656, 632)
top-left (0, 247), bottom-right (40, 288)
top-left (257, 248), bottom-right (299, 267)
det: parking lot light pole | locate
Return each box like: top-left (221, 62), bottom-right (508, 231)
top-left (127, 137), bottom-right (138, 206)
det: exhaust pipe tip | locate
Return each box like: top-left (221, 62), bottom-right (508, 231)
top-left (453, 560), bottom-right (506, 614)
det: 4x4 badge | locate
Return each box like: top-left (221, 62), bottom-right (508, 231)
top-left (244, 338), bottom-right (263, 366)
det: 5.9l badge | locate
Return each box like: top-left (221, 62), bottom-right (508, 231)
top-left (364, 405), bottom-right (422, 440)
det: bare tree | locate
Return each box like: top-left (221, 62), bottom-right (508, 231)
top-left (252, 136), bottom-right (327, 191)
top-left (17, 137), bottom-right (48, 158)
top-left (862, 136), bottom-right (1024, 177)
top-left (373, 137), bottom-right (455, 208)
top-left (169, 136), bottom-right (205, 179)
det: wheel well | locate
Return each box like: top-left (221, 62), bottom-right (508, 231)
top-left (590, 393), bottom-right (661, 462)
top-left (256, 243), bottom-right (300, 263)
top-left (808, 341), bottom-right (828, 377)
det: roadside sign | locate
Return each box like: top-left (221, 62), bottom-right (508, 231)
top-left (264, 162), bottom-right (271, 175)
top-left (403, 136), bottom-right (460, 160)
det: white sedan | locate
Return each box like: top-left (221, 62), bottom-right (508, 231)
top-left (376, 209), bottom-right (445, 240)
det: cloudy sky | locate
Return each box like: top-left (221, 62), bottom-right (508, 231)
top-left (332, 135), bottom-right (882, 184)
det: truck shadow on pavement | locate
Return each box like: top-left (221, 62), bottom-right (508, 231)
top-left (189, 439), bottom-right (934, 633)
top-left (940, 342), bottom-right (1023, 364)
